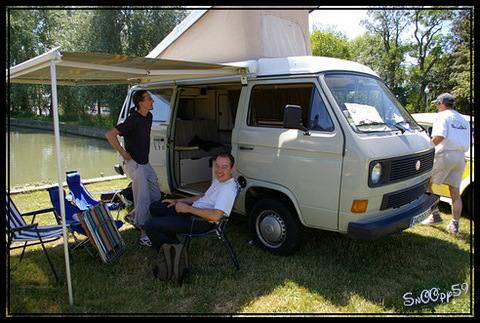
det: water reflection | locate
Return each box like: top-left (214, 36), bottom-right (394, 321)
top-left (7, 126), bottom-right (120, 188)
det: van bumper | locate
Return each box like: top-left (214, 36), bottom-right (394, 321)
top-left (347, 193), bottom-right (439, 241)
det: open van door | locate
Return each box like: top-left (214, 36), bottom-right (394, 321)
top-left (117, 87), bottom-right (175, 193)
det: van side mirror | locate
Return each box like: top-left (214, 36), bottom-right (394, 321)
top-left (283, 105), bottom-right (310, 136)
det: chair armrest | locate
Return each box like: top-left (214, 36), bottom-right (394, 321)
top-left (22, 207), bottom-right (61, 225)
top-left (22, 207), bottom-right (57, 217)
top-left (190, 215), bottom-right (228, 223)
top-left (8, 223), bottom-right (38, 233)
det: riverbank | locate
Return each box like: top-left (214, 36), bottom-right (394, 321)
top-left (10, 175), bottom-right (127, 194)
top-left (8, 174), bottom-right (127, 194)
top-left (8, 118), bottom-right (108, 140)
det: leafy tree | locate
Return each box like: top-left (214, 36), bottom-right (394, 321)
top-left (7, 7), bottom-right (187, 123)
top-left (448, 9), bottom-right (474, 115)
top-left (361, 8), bottom-right (410, 91)
top-left (310, 24), bottom-right (351, 59)
top-left (408, 8), bottom-right (454, 112)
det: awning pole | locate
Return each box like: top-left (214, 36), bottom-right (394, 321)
top-left (50, 59), bottom-right (74, 307)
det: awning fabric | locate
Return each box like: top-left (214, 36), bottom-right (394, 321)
top-left (7, 47), bottom-right (248, 86)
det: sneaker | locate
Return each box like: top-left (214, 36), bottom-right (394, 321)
top-left (124, 213), bottom-right (140, 231)
top-left (140, 235), bottom-right (152, 247)
top-left (422, 213), bottom-right (443, 225)
top-left (447, 221), bottom-right (459, 234)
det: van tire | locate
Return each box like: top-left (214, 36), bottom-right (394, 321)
top-left (248, 198), bottom-right (302, 256)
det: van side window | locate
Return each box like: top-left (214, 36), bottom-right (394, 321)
top-left (129, 89), bottom-right (173, 122)
top-left (309, 86), bottom-right (335, 132)
top-left (248, 84), bottom-right (334, 132)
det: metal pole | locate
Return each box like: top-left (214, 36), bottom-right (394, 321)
top-left (50, 59), bottom-right (74, 307)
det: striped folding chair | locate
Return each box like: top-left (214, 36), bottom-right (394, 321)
top-left (47, 186), bottom-right (123, 259)
top-left (78, 203), bottom-right (126, 264)
top-left (6, 193), bottom-right (65, 281)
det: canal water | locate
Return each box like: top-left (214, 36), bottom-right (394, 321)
top-left (7, 126), bottom-right (120, 188)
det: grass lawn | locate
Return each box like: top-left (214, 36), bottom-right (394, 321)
top-left (6, 178), bottom-right (474, 316)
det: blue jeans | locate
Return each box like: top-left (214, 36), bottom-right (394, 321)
top-left (145, 201), bottom-right (215, 251)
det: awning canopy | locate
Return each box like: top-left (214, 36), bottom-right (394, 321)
top-left (7, 47), bottom-right (249, 86)
top-left (6, 47), bottom-right (248, 308)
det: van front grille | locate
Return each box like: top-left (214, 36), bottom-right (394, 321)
top-left (369, 149), bottom-right (435, 187)
top-left (389, 149), bottom-right (435, 183)
top-left (380, 178), bottom-right (430, 210)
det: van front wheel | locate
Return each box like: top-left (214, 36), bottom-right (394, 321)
top-left (249, 198), bottom-right (302, 256)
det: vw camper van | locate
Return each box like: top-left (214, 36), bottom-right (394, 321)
top-left (114, 55), bottom-right (439, 255)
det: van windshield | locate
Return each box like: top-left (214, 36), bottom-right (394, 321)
top-left (323, 74), bottom-right (419, 133)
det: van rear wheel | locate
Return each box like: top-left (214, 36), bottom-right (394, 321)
top-left (248, 198), bottom-right (302, 256)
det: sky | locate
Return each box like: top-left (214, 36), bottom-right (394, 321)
top-left (309, 7), bottom-right (369, 40)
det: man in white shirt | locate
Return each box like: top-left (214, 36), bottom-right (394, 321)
top-left (422, 93), bottom-right (470, 234)
top-left (145, 153), bottom-right (238, 249)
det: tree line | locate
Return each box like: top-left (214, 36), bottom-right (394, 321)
top-left (311, 7), bottom-right (473, 115)
top-left (7, 7), bottom-right (473, 125)
top-left (7, 7), bottom-right (187, 125)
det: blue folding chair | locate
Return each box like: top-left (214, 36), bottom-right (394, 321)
top-left (6, 193), bottom-right (65, 282)
top-left (47, 186), bottom-right (123, 258)
top-left (66, 171), bottom-right (125, 218)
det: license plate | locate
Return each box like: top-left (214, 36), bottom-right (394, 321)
top-left (409, 209), bottom-right (431, 228)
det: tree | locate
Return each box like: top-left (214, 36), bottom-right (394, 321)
top-left (7, 9), bottom-right (55, 115)
top-left (361, 8), bottom-right (410, 91)
top-left (7, 7), bottom-right (187, 122)
top-left (408, 8), bottom-right (454, 112)
top-left (448, 9), bottom-right (474, 115)
top-left (310, 24), bottom-right (351, 59)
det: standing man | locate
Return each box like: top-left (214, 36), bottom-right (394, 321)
top-left (105, 90), bottom-right (162, 246)
top-left (422, 93), bottom-right (470, 234)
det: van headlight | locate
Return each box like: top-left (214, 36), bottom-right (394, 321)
top-left (370, 162), bottom-right (383, 186)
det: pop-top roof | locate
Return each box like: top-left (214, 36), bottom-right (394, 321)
top-left (147, 7), bottom-right (315, 63)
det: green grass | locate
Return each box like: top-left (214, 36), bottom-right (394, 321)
top-left (6, 179), bottom-right (474, 316)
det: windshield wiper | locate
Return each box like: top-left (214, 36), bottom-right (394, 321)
top-left (356, 121), bottom-right (387, 127)
top-left (389, 122), bottom-right (407, 134)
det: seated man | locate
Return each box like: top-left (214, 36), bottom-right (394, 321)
top-left (145, 153), bottom-right (237, 251)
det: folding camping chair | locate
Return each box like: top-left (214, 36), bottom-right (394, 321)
top-left (78, 203), bottom-right (126, 264)
top-left (6, 193), bottom-right (65, 281)
top-left (66, 170), bottom-right (125, 218)
top-left (47, 186), bottom-right (123, 258)
top-left (178, 183), bottom-right (241, 269)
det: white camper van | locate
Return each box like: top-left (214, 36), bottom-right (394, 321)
top-left (114, 55), bottom-right (439, 255)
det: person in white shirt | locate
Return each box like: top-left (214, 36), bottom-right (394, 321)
top-left (422, 93), bottom-right (470, 234)
top-left (145, 153), bottom-right (238, 250)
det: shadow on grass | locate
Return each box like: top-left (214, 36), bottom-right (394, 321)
top-left (6, 213), bottom-right (473, 315)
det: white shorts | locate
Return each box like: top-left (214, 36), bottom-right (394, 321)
top-left (431, 150), bottom-right (466, 187)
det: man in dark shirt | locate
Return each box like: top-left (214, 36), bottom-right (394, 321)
top-left (106, 90), bottom-right (162, 247)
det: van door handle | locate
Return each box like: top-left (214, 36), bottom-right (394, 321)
top-left (239, 145), bottom-right (254, 150)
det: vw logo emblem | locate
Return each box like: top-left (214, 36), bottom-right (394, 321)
top-left (415, 160), bottom-right (421, 171)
